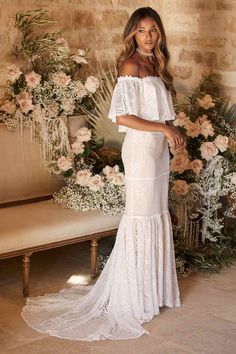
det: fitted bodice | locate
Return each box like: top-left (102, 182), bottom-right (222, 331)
top-left (108, 75), bottom-right (176, 132)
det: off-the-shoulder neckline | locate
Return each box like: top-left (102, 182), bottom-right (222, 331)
top-left (117, 75), bottom-right (161, 81)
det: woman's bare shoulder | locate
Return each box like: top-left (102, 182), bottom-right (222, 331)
top-left (118, 58), bottom-right (140, 77)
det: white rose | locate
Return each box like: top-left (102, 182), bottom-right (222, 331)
top-left (200, 142), bottom-right (218, 161)
top-left (76, 127), bottom-right (92, 142)
top-left (0, 100), bottom-right (16, 114)
top-left (103, 165), bottom-right (120, 178)
top-left (76, 169), bottom-right (92, 186)
top-left (18, 99), bottom-right (34, 113)
top-left (197, 94), bottom-right (215, 109)
top-left (72, 49), bottom-right (88, 64)
top-left (84, 76), bottom-right (99, 93)
top-left (25, 71), bottom-right (41, 88)
top-left (57, 156), bottom-right (73, 171)
top-left (170, 154), bottom-right (190, 173)
top-left (7, 64), bottom-right (22, 82)
top-left (53, 71), bottom-right (71, 87)
top-left (172, 180), bottom-right (190, 196)
top-left (214, 135), bottom-right (229, 152)
top-left (71, 141), bottom-right (85, 154)
top-left (88, 174), bottom-right (104, 191)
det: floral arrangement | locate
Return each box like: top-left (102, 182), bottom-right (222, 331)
top-left (52, 126), bottom-right (125, 215)
top-left (0, 9), bottom-right (99, 164)
top-left (168, 73), bottom-right (236, 270)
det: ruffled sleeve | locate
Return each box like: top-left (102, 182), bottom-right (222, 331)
top-left (108, 76), bottom-right (141, 133)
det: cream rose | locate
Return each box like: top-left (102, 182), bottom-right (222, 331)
top-left (16, 90), bottom-right (32, 101)
top-left (76, 169), bottom-right (92, 186)
top-left (88, 174), bottom-right (104, 191)
top-left (110, 172), bottom-right (125, 186)
top-left (0, 100), bottom-right (16, 114)
top-left (197, 94), bottom-right (215, 109)
top-left (61, 97), bottom-right (75, 113)
top-left (173, 111), bottom-right (190, 128)
top-left (71, 141), bottom-right (85, 154)
top-left (200, 142), bottom-right (218, 160)
top-left (25, 71), bottom-right (41, 88)
top-left (189, 159), bottom-right (203, 174)
top-left (214, 135), bottom-right (229, 152)
top-left (84, 76), bottom-right (99, 93)
top-left (57, 156), bottom-right (73, 171)
top-left (172, 180), bottom-right (190, 196)
top-left (53, 71), bottom-right (71, 87)
top-left (184, 120), bottom-right (201, 138)
top-left (76, 127), bottom-right (92, 142)
top-left (103, 165), bottom-right (120, 178)
top-left (18, 99), bottom-right (34, 113)
top-left (72, 81), bottom-right (87, 99)
top-left (170, 154), bottom-right (190, 173)
top-left (7, 64), bottom-right (22, 82)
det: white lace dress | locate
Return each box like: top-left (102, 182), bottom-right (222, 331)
top-left (21, 75), bottom-right (181, 341)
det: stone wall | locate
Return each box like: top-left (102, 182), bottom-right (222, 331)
top-left (0, 0), bottom-right (235, 102)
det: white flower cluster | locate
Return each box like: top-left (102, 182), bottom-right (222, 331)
top-left (54, 127), bottom-right (125, 214)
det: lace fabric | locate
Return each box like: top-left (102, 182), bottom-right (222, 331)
top-left (108, 76), bottom-right (176, 132)
top-left (21, 82), bottom-right (181, 342)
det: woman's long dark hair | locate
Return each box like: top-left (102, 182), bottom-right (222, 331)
top-left (116, 7), bottom-right (176, 97)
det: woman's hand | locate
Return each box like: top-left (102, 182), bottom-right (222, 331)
top-left (163, 125), bottom-right (186, 150)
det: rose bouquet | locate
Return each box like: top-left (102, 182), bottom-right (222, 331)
top-left (52, 127), bottom-right (125, 215)
top-left (169, 73), bottom-right (236, 270)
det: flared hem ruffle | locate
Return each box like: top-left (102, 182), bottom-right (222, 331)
top-left (21, 210), bottom-right (181, 341)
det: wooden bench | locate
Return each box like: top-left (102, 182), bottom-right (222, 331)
top-left (0, 118), bottom-right (121, 296)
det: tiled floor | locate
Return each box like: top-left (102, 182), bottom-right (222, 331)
top-left (0, 238), bottom-right (236, 354)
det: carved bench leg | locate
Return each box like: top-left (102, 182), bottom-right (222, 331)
top-left (22, 253), bottom-right (32, 297)
top-left (91, 239), bottom-right (98, 278)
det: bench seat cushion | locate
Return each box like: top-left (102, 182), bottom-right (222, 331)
top-left (0, 201), bottom-right (122, 254)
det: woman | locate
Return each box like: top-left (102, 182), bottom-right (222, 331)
top-left (21, 7), bottom-right (185, 341)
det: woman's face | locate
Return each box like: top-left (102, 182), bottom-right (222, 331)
top-left (134, 17), bottom-right (159, 52)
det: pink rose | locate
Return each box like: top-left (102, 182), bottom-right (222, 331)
top-left (7, 64), bottom-right (22, 82)
top-left (88, 174), bottom-right (104, 191)
top-left (16, 90), bottom-right (32, 101)
top-left (0, 100), bottom-right (16, 114)
top-left (170, 154), bottom-right (190, 173)
top-left (53, 71), bottom-right (71, 87)
top-left (214, 135), bottom-right (228, 152)
top-left (189, 159), bottom-right (203, 174)
top-left (25, 71), bottom-right (41, 88)
top-left (57, 156), bottom-right (73, 171)
top-left (172, 180), bottom-right (190, 196)
top-left (18, 99), bottom-right (34, 113)
top-left (61, 98), bottom-right (75, 113)
top-left (110, 172), bottom-right (125, 186)
top-left (197, 94), bottom-right (215, 109)
top-left (200, 142), bottom-right (218, 160)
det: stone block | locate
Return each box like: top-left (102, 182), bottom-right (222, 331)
top-left (101, 9), bottom-right (128, 29)
top-left (179, 49), bottom-right (217, 67)
top-left (172, 65), bottom-right (192, 80)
